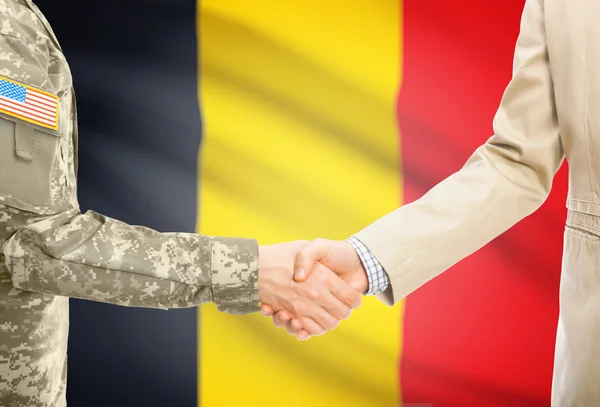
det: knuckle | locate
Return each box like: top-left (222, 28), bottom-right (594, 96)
top-left (344, 292), bottom-right (359, 307)
top-left (306, 288), bottom-right (320, 301)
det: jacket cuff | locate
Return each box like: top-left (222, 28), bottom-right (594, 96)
top-left (210, 237), bottom-right (259, 315)
top-left (353, 228), bottom-right (398, 306)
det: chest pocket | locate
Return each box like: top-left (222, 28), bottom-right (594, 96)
top-left (0, 116), bottom-right (67, 214)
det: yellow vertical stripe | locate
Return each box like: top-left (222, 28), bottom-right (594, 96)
top-left (197, 1), bottom-right (404, 406)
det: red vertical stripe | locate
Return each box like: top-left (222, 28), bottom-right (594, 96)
top-left (398, 1), bottom-right (567, 406)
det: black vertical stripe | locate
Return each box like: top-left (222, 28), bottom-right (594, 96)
top-left (34, 1), bottom-right (200, 406)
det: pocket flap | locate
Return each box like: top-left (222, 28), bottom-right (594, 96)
top-left (0, 115), bottom-right (66, 214)
top-left (14, 123), bottom-right (35, 161)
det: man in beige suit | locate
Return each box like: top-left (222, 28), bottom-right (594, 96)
top-left (260, 0), bottom-right (595, 404)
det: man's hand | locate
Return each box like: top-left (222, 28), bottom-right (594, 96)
top-left (260, 239), bottom-right (368, 340)
top-left (258, 241), bottom-right (362, 335)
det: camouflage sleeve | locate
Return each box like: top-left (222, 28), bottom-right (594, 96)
top-left (0, 14), bottom-right (259, 315)
top-left (0, 209), bottom-right (259, 314)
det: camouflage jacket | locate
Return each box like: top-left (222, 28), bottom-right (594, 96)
top-left (0, 1), bottom-right (259, 406)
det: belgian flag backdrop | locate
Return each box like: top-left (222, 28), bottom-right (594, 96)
top-left (34, 0), bottom-right (567, 406)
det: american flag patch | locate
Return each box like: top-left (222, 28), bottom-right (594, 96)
top-left (0, 76), bottom-right (59, 131)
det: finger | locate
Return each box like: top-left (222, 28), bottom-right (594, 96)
top-left (315, 289), bottom-right (353, 321)
top-left (260, 304), bottom-right (274, 316)
top-left (272, 310), bottom-right (293, 328)
top-left (293, 267), bottom-right (353, 322)
top-left (285, 318), bottom-right (303, 336)
top-left (293, 317), bottom-right (325, 337)
top-left (305, 306), bottom-right (340, 332)
top-left (308, 263), bottom-right (357, 317)
top-left (328, 275), bottom-right (362, 310)
top-left (294, 239), bottom-right (331, 282)
top-left (297, 330), bottom-right (311, 341)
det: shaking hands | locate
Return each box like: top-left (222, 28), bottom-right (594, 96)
top-left (257, 239), bottom-right (368, 341)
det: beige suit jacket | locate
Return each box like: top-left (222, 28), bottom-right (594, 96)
top-left (354, 0), bottom-right (598, 405)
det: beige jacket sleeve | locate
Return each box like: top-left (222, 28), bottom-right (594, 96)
top-left (354, 0), bottom-right (564, 305)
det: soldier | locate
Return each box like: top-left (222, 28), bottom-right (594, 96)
top-left (0, 1), bottom-right (363, 406)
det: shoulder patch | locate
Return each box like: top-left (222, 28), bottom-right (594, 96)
top-left (0, 75), bottom-right (59, 131)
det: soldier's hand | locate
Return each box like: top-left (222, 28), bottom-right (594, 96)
top-left (258, 241), bottom-right (361, 338)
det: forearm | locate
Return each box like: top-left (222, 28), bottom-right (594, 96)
top-left (355, 147), bottom-right (558, 304)
top-left (1, 209), bottom-right (259, 313)
top-left (355, 0), bottom-right (563, 305)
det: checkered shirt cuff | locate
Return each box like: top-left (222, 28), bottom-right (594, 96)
top-left (346, 236), bottom-right (390, 296)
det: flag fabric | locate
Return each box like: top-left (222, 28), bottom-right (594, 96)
top-left (198, 1), bottom-right (403, 406)
top-left (0, 76), bottom-right (59, 130)
top-left (398, 1), bottom-right (566, 406)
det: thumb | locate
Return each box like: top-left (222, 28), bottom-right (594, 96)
top-left (294, 239), bottom-right (331, 282)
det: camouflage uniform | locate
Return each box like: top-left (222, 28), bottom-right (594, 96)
top-left (0, 1), bottom-right (259, 405)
